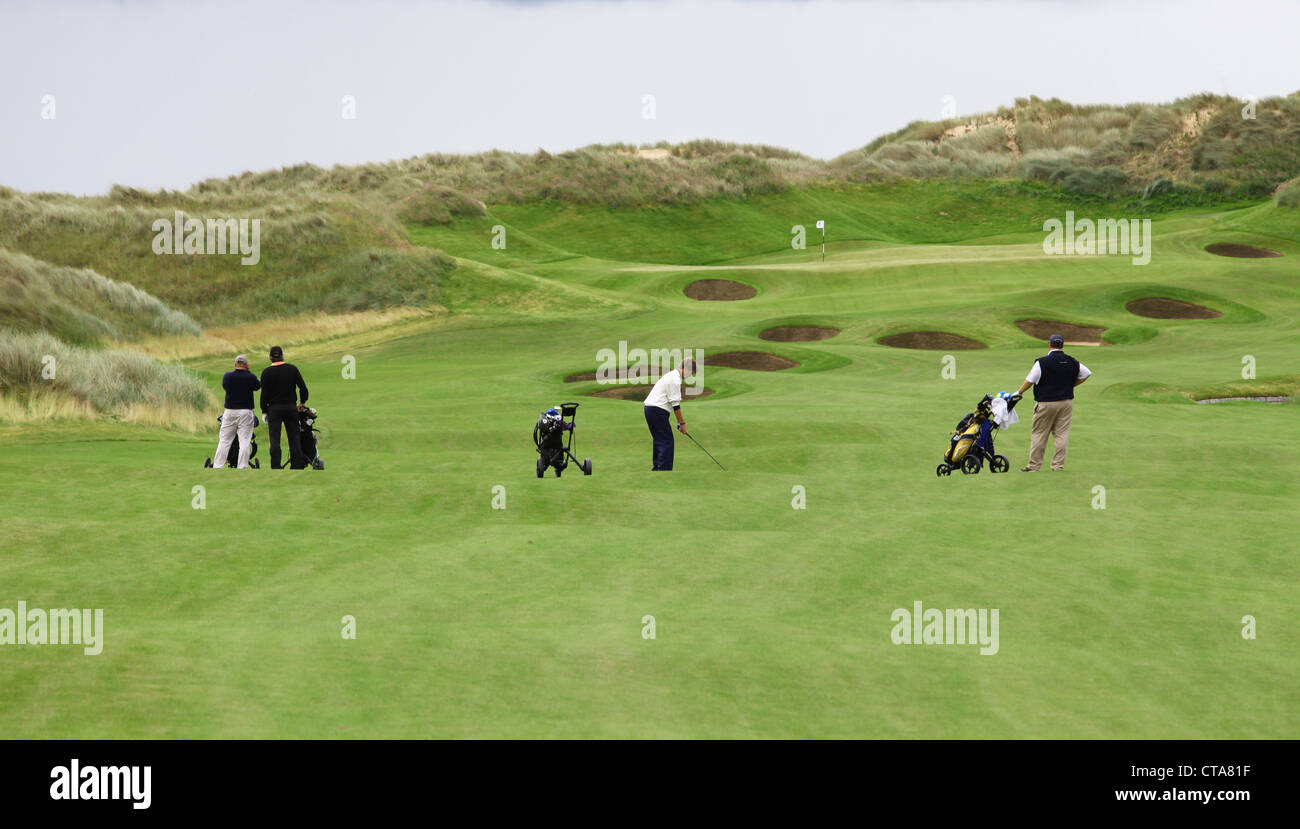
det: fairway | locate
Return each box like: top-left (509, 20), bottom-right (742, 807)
top-left (2, 191), bottom-right (1296, 739)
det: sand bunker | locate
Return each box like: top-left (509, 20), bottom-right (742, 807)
top-left (1126, 298), bottom-right (1222, 319)
top-left (587, 385), bottom-right (715, 401)
top-left (759, 325), bottom-right (840, 342)
top-left (878, 331), bottom-right (986, 350)
top-left (703, 351), bottom-right (798, 371)
top-left (1015, 319), bottom-right (1109, 346)
top-left (1204, 243), bottom-right (1282, 259)
top-left (684, 279), bottom-right (757, 301)
top-left (1195, 396), bottom-right (1289, 404)
top-left (565, 369), bottom-right (662, 383)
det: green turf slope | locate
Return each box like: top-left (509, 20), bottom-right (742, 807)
top-left (0, 187), bottom-right (1295, 738)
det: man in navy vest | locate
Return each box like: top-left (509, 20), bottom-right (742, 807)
top-left (1015, 334), bottom-right (1092, 471)
top-left (212, 354), bottom-right (261, 468)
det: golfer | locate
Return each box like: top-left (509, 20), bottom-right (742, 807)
top-left (642, 358), bottom-right (694, 471)
top-left (1016, 334), bottom-right (1091, 471)
top-left (259, 345), bottom-right (310, 470)
top-left (211, 355), bottom-right (261, 469)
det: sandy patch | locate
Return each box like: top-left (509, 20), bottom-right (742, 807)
top-left (759, 325), bottom-right (840, 342)
top-left (1015, 319), bottom-right (1109, 347)
top-left (878, 331), bottom-right (986, 350)
top-left (587, 385), bottom-right (715, 401)
top-left (1125, 298), bottom-right (1222, 319)
top-left (703, 351), bottom-right (798, 371)
top-left (1204, 243), bottom-right (1283, 258)
top-left (565, 369), bottom-right (663, 383)
top-left (684, 279), bottom-right (757, 301)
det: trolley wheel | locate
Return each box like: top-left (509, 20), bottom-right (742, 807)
top-left (204, 457), bottom-right (213, 468)
top-left (582, 459), bottom-right (593, 476)
top-left (990, 454), bottom-right (1010, 473)
top-left (936, 463), bottom-right (950, 477)
top-left (961, 455), bottom-right (982, 475)
top-left (536, 457), bottom-right (546, 478)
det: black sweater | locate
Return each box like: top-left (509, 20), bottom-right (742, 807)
top-left (259, 363), bottom-right (309, 412)
top-left (221, 369), bottom-right (261, 409)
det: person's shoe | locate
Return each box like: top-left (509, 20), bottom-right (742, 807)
top-left (1019, 466), bottom-right (1036, 472)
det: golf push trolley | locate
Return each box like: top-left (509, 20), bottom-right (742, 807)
top-left (534, 402), bottom-right (593, 478)
top-left (936, 393), bottom-right (1021, 477)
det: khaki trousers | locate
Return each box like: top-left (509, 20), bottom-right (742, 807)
top-left (1026, 399), bottom-right (1073, 471)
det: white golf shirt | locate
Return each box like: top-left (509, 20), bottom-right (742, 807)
top-left (643, 369), bottom-right (683, 412)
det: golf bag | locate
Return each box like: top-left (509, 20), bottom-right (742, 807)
top-left (534, 402), bottom-right (592, 478)
top-left (293, 406), bottom-right (325, 470)
top-left (936, 393), bottom-right (1021, 477)
top-left (204, 413), bottom-right (260, 468)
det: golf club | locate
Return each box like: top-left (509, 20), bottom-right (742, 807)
top-left (682, 428), bottom-right (726, 470)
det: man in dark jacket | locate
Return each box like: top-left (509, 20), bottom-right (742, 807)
top-left (1016, 334), bottom-right (1092, 471)
top-left (212, 354), bottom-right (261, 468)
top-left (259, 345), bottom-right (310, 469)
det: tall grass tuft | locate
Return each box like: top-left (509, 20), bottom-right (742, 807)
top-left (0, 328), bottom-right (211, 425)
top-left (1279, 178), bottom-right (1300, 208)
top-left (0, 248), bottom-right (200, 343)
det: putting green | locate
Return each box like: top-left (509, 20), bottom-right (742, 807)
top-left (1, 189), bottom-right (1297, 738)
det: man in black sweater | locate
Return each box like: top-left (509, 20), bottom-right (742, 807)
top-left (259, 345), bottom-right (310, 469)
top-left (1016, 334), bottom-right (1092, 471)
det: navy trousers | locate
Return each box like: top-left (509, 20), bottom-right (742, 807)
top-left (644, 406), bottom-right (674, 471)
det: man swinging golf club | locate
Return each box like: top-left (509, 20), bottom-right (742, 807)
top-left (642, 357), bottom-right (695, 471)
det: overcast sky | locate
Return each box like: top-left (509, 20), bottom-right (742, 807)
top-left (1, 0), bottom-right (1296, 195)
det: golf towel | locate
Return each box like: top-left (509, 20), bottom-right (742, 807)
top-left (990, 396), bottom-right (1019, 429)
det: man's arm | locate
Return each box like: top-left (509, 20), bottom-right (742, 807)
top-left (669, 374), bottom-right (686, 433)
top-left (1074, 376), bottom-right (1090, 387)
top-left (295, 366), bottom-right (309, 406)
top-left (258, 370), bottom-right (268, 413)
top-left (1018, 360), bottom-right (1041, 396)
top-left (1074, 362), bottom-right (1092, 387)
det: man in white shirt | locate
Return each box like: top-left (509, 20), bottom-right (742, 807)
top-left (642, 358), bottom-right (694, 471)
top-left (1016, 334), bottom-right (1092, 471)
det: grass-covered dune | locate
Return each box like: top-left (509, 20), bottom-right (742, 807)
top-left (0, 92), bottom-right (1295, 334)
top-left (0, 248), bottom-right (198, 342)
top-left (0, 329), bottom-right (210, 427)
top-left (0, 249), bottom-right (210, 425)
top-left (180, 92), bottom-right (1300, 207)
top-left (0, 188), bottom-right (452, 324)
top-left (838, 92), bottom-right (1300, 200)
